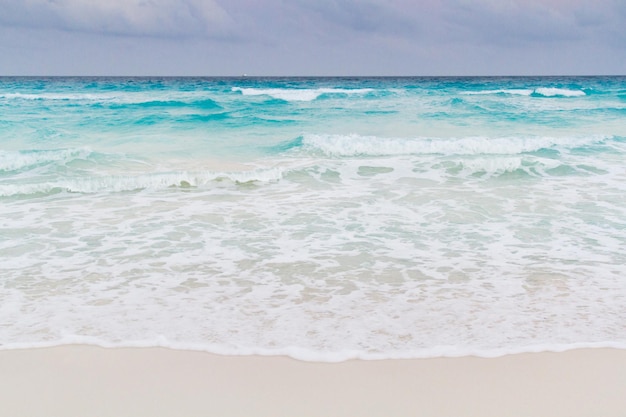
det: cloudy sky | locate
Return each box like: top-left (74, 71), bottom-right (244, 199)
top-left (0, 0), bottom-right (624, 76)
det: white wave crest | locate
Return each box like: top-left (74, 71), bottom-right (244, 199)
top-left (456, 156), bottom-right (562, 177)
top-left (301, 134), bottom-right (610, 157)
top-left (231, 87), bottom-right (373, 102)
top-left (0, 148), bottom-right (92, 172)
top-left (0, 167), bottom-right (284, 197)
top-left (460, 157), bottom-right (524, 174)
top-left (534, 88), bottom-right (586, 97)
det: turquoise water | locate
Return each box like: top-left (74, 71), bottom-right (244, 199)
top-left (1, 77), bottom-right (626, 360)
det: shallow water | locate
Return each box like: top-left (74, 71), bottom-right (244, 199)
top-left (1, 76), bottom-right (626, 360)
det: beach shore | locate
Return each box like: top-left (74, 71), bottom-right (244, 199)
top-left (1, 346), bottom-right (625, 417)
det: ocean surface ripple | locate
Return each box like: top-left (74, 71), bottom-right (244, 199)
top-left (1, 76), bottom-right (626, 361)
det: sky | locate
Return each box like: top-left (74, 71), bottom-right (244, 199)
top-left (0, 0), bottom-right (624, 76)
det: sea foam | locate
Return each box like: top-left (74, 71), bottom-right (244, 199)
top-left (0, 148), bottom-right (93, 172)
top-left (2, 76), bottom-right (626, 362)
top-left (299, 133), bottom-right (610, 157)
top-left (0, 167), bottom-right (284, 196)
top-left (231, 87), bottom-right (373, 101)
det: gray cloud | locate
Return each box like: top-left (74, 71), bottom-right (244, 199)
top-left (0, 0), bottom-right (624, 75)
top-left (438, 0), bottom-right (625, 47)
top-left (440, 1), bottom-right (581, 45)
top-left (0, 0), bottom-right (235, 38)
top-left (293, 0), bottom-right (417, 34)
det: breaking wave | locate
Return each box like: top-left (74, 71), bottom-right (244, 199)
top-left (0, 167), bottom-right (284, 197)
top-left (297, 133), bottom-right (610, 157)
top-left (231, 87), bottom-right (374, 101)
top-left (0, 148), bottom-right (93, 172)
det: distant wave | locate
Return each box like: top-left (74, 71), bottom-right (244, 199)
top-left (0, 92), bottom-right (222, 108)
top-left (231, 87), bottom-right (374, 101)
top-left (298, 133), bottom-right (611, 157)
top-left (533, 88), bottom-right (586, 97)
top-left (0, 92), bottom-right (115, 101)
top-left (464, 88), bottom-right (586, 97)
top-left (122, 98), bottom-right (222, 109)
top-left (464, 89), bottom-right (534, 96)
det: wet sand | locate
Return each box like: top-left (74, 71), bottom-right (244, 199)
top-left (1, 346), bottom-right (625, 417)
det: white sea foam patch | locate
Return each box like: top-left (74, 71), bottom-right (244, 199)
top-left (300, 134), bottom-right (610, 157)
top-left (534, 88), bottom-right (586, 97)
top-left (231, 87), bottom-right (373, 101)
top-left (455, 156), bottom-right (564, 177)
top-left (0, 167), bottom-right (284, 196)
top-left (0, 148), bottom-right (92, 172)
top-left (464, 88), bottom-right (585, 97)
top-left (2, 158), bottom-right (626, 361)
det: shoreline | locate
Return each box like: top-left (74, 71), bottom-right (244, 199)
top-left (1, 346), bottom-right (625, 416)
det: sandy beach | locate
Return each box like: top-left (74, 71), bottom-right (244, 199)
top-left (1, 346), bottom-right (625, 417)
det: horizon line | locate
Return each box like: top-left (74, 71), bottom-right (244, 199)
top-left (1, 74), bottom-right (625, 78)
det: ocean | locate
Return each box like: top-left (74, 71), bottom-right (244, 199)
top-left (1, 76), bottom-right (625, 361)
